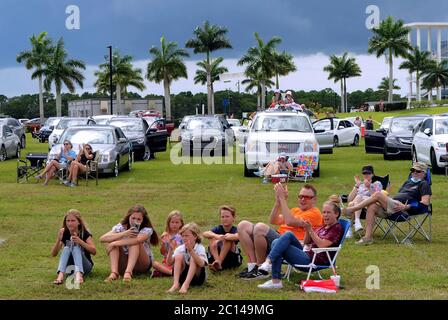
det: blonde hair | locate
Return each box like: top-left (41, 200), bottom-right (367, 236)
top-left (165, 210), bottom-right (184, 233)
top-left (62, 209), bottom-right (88, 237)
top-left (328, 194), bottom-right (342, 208)
top-left (219, 205), bottom-right (236, 218)
top-left (179, 222), bottom-right (202, 244)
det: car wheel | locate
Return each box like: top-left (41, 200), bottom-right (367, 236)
top-left (333, 136), bottom-right (339, 147)
top-left (15, 146), bottom-right (20, 159)
top-left (0, 146), bottom-right (6, 161)
top-left (20, 135), bottom-right (26, 149)
top-left (412, 147), bottom-right (418, 163)
top-left (430, 149), bottom-right (441, 174)
top-left (244, 158), bottom-right (255, 177)
top-left (124, 153), bottom-right (132, 171)
top-left (113, 159), bottom-right (119, 177)
top-left (352, 135), bottom-right (359, 146)
top-left (383, 147), bottom-right (392, 160)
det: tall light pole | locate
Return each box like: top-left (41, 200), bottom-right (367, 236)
top-left (107, 45), bottom-right (113, 115)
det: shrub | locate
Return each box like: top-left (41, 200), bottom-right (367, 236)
top-left (374, 101), bottom-right (407, 111)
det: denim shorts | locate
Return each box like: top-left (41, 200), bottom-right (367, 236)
top-left (265, 228), bottom-right (281, 252)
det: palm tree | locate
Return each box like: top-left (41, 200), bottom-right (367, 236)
top-left (399, 47), bottom-right (432, 101)
top-left (186, 21), bottom-right (232, 114)
top-left (238, 32), bottom-right (281, 109)
top-left (378, 77), bottom-right (401, 91)
top-left (16, 32), bottom-right (53, 120)
top-left (422, 60), bottom-right (448, 102)
top-left (95, 50), bottom-right (145, 114)
top-left (147, 36), bottom-right (189, 121)
top-left (323, 52), bottom-right (361, 113)
top-left (272, 51), bottom-right (297, 89)
top-left (368, 16), bottom-right (411, 102)
top-left (38, 38), bottom-right (85, 117)
top-left (194, 57), bottom-right (228, 113)
top-left (241, 70), bottom-right (274, 107)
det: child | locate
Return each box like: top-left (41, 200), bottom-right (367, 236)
top-left (203, 205), bottom-right (242, 272)
top-left (100, 204), bottom-right (159, 282)
top-left (167, 223), bottom-right (208, 294)
top-left (51, 209), bottom-right (96, 285)
top-left (151, 210), bottom-right (184, 277)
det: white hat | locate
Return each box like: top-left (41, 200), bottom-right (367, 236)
top-left (274, 88), bottom-right (281, 93)
top-left (286, 90), bottom-right (292, 96)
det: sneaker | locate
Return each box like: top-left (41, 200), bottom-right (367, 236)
top-left (354, 221), bottom-right (364, 232)
top-left (242, 268), bottom-right (270, 280)
top-left (63, 180), bottom-right (70, 186)
top-left (346, 228), bottom-right (353, 238)
top-left (236, 267), bottom-right (250, 278)
top-left (257, 279), bottom-right (283, 289)
top-left (258, 261), bottom-right (272, 274)
top-left (69, 182), bottom-right (76, 187)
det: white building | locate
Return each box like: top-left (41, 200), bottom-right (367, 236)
top-left (68, 98), bottom-right (163, 117)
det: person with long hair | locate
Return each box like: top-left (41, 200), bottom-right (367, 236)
top-left (64, 143), bottom-right (95, 187)
top-left (36, 140), bottom-right (76, 185)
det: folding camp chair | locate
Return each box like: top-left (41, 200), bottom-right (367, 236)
top-left (284, 219), bottom-right (350, 282)
top-left (16, 153), bottom-right (48, 183)
top-left (83, 152), bottom-right (99, 186)
top-left (374, 168), bottom-right (432, 244)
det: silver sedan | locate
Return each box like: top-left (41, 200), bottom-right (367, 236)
top-left (0, 125), bottom-right (21, 161)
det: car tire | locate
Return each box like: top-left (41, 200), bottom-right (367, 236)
top-left (20, 135), bottom-right (26, 149)
top-left (15, 146), bottom-right (20, 159)
top-left (430, 149), bottom-right (441, 174)
top-left (244, 157), bottom-right (256, 177)
top-left (113, 159), bottom-right (119, 177)
top-left (0, 146), bottom-right (6, 161)
top-left (123, 154), bottom-right (132, 171)
top-left (333, 136), bottom-right (339, 147)
top-left (383, 147), bottom-right (392, 160)
top-left (352, 135), bottom-right (359, 146)
top-left (312, 161), bottom-right (320, 177)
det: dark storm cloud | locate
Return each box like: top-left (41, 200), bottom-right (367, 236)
top-left (1, 0), bottom-right (448, 68)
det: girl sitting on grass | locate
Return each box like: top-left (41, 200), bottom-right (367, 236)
top-left (167, 223), bottom-right (208, 294)
top-left (151, 210), bottom-right (184, 277)
top-left (51, 209), bottom-right (96, 285)
top-left (100, 204), bottom-right (159, 282)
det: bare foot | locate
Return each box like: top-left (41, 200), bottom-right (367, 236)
top-left (179, 286), bottom-right (189, 294)
top-left (123, 271), bottom-right (132, 282)
top-left (212, 260), bottom-right (222, 271)
top-left (167, 284), bottom-right (180, 293)
top-left (53, 272), bottom-right (64, 285)
top-left (75, 272), bottom-right (84, 284)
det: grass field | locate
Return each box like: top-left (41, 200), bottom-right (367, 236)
top-left (1, 107), bottom-right (448, 300)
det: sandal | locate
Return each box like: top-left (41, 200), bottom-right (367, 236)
top-left (104, 272), bottom-right (119, 282)
top-left (356, 237), bottom-right (373, 246)
top-left (123, 271), bottom-right (133, 282)
top-left (75, 273), bottom-right (84, 284)
top-left (53, 279), bottom-right (63, 285)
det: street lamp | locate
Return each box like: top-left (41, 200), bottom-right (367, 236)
top-left (107, 45), bottom-right (113, 115)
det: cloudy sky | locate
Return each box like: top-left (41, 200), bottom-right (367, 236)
top-left (1, 0), bottom-right (448, 98)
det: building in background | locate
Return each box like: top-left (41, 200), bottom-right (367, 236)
top-left (68, 98), bottom-right (163, 117)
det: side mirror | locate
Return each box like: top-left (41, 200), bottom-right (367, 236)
top-left (118, 137), bottom-right (127, 143)
top-left (49, 126), bottom-right (54, 130)
top-left (423, 128), bottom-right (432, 136)
top-left (314, 129), bottom-right (325, 133)
top-left (147, 128), bottom-right (157, 134)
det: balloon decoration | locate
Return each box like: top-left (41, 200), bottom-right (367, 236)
top-left (295, 155), bottom-right (318, 177)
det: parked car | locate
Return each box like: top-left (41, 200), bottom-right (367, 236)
top-left (48, 117), bottom-right (96, 149)
top-left (142, 116), bottom-right (175, 137)
top-left (49, 125), bottom-right (132, 177)
top-left (0, 124), bottom-right (21, 161)
top-left (180, 115), bottom-right (233, 156)
top-left (312, 117), bottom-right (360, 147)
top-left (243, 111), bottom-right (320, 177)
top-left (365, 115), bottom-right (427, 159)
top-left (179, 115), bottom-right (195, 140)
top-left (227, 119), bottom-right (242, 142)
top-left (25, 118), bottom-right (46, 137)
top-left (19, 118), bottom-right (30, 125)
top-left (0, 118), bottom-right (26, 149)
top-left (108, 117), bottom-right (149, 160)
top-left (92, 115), bottom-right (117, 125)
top-left (380, 116), bottom-right (393, 131)
top-left (412, 115), bottom-right (448, 173)
top-left (37, 117), bottom-right (62, 143)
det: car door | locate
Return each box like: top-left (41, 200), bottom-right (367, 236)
top-left (115, 128), bottom-right (129, 167)
top-left (417, 118), bottom-right (433, 163)
top-left (146, 119), bottom-right (168, 153)
top-left (365, 127), bottom-right (387, 153)
top-left (335, 120), bottom-right (348, 145)
top-left (343, 120), bottom-right (358, 145)
top-left (312, 118), bottom-right (334, 154)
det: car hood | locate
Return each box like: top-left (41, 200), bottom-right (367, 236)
top-left (123, 133), bottom-right (145, 141)
top-left (247, 131), bottom-right (317, 143)
top-left (182, 128), bottom-right (224, 139)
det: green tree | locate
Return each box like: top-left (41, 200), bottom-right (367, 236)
top-left (368, 16), bottom-right (411, 102)
top-left (241, 69), bottom-right (274, 107)
top-left (186, 21), bottom-right (232, 114)
top-left (421, 60), bottom-right (448, 102)
top-left (378, 77), bottom-right (401, 91)
top-left (238, 32), bottom-right (280, 108)
top-left (16, 32), bottom-right (53, 120)
top-left (38, 38), bottom-right (85, 117)
top-left (273, 51), bottom-right (297, 89)
top-left (323, 52), bottom-right (361, 113)
top-left (399, 47), bottom-right (432, 101)
top-left (147, 36), bottom-right (189, 121)
top-left (194, 57), bottom-right (228, 113)
top-left (95, 50), bottom-right (145, 115)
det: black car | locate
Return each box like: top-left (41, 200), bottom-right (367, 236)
top-left (365, 115), bottom-right (427, 160)
top-left (36, 117), bottom-right (62, 143)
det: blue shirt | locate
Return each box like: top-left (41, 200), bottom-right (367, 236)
top-left (60, 149), bottom-right (76, 164)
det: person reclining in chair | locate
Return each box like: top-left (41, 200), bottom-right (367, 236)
top-left (36, 140), bottom-right (76, 185)
top-left (64, 144), bottom-right (95, 187)
top-left (344, 162), bottom-right (431, 245)
top-left (260, 152), bottom-right (293, 183)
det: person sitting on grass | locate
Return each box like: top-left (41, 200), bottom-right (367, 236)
top-left (101, 205), bottom-right (159, 282)
top-left (237, 184), bottom-right (323, 280)
top-left (151, 210), bottom-right (184, 277)
top-left (203, 205), bottom-right (243, 272)
top-left (257, 191), bottom-right (343, 289)
top-left (343, 162), bottom-right (431, 245)
top-left (36, 140), bottom-right (76, 185)
top-left (64, 143), bottom-right (95, 187)
top-left (51, 209), bottom-right (96, 285)
top-left (259, 152), bottom-right (293, 183)
top-left (167, 223), bottom-right (208, 294)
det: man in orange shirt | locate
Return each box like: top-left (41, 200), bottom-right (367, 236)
top-left (237, 184), bottom-right (323, 280)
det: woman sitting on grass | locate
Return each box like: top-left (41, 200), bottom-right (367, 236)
top-left (51, 209), bottom-right (96, 285)
top-left (100, 205), bottom-right (159, 282)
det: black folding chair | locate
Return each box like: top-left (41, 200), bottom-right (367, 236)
top-left (17, 153), bottom-right (48, 183)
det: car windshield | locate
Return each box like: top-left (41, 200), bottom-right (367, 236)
top-left (313, 119), bottom-right (332, 131)
top-left (108, 120), bottom-right (143, 133)
top-left (61, 129), bottom-right (115, 144)
top-left (227, 119), bottom-right (241, 126)
top-left (187, 118), bottom-right (222, 130)
top-left (435, 119), bottom-right (448, 135)
top-left (94, 118), bottom-right (112, 125)
top-left (381, 117), bottom-right (392, 129)
top-left (45, 118), bottom-right (59, 126)
top-left (56, 119), bottom-right (87, 129)
top-left (390, 118), bottom-right (422, 134)
top-left (253, 115), bottom-right (312, 132)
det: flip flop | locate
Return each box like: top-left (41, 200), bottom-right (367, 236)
top-left (53, 279), bottom-right (63, 285)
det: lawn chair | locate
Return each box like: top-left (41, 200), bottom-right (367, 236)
top-left (374, 168), bottom-right (432, 244)
top-left (16, 153), bottom-right (48, 183)
top-left (83, 152), bottom-right (99, 186)
top-left (284, 219), bottom-right (350, 282)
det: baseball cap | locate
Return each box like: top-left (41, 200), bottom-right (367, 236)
top-left (411, 162), bottom-right (427, 172)
top-left (286, 90), bottom-right (292, 96)
top-left (361, 165), bottom-right (374, 174)
top-left (278, 152), bottom-right (287, 160)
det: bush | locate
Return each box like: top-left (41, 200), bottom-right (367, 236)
top-left (374, 101), bottom-right (407, 111)
top-left (410, 99), bottom-right (448, 108)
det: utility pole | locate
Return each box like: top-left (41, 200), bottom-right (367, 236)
top-left (107, 45), bottom-right (113, 115)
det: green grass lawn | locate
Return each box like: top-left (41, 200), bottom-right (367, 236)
top-left (1, 107), bottom-right (448, 300)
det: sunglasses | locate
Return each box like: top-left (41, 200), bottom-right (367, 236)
top-left (410, 168), bottom-right (423, 173)
top-left (298, 195), bottom-right (314, 200)
top-left (63, 143), bottom-right (70, 145)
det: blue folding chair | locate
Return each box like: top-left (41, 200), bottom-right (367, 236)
top-left (374, 168), bottom-right (432, 244)
top-left (284, 219), bottom-right (351, 281)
